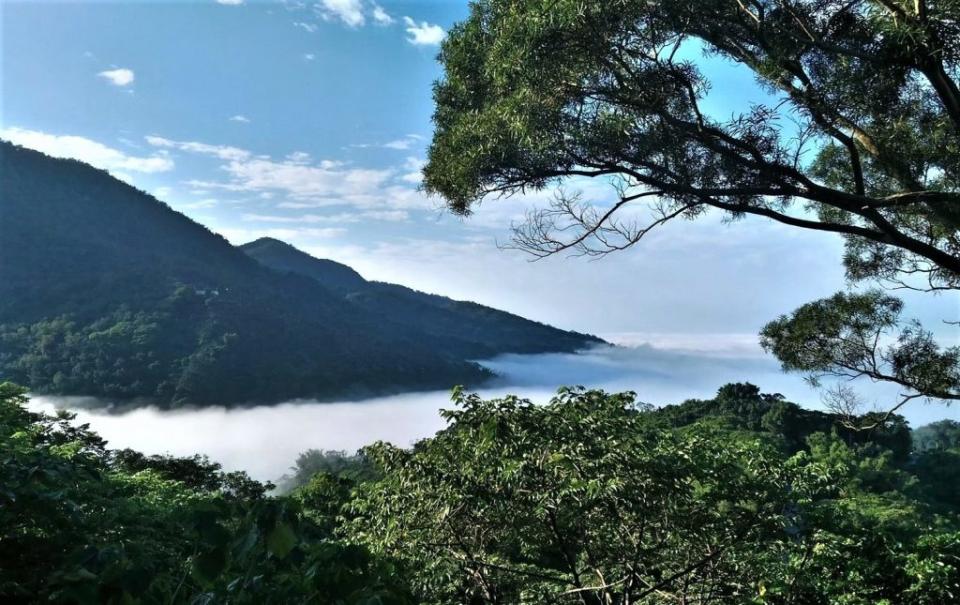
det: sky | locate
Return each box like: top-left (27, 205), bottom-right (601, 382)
top-left (2, 0), bottom-right (957, 353)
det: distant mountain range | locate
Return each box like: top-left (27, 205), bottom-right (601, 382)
top-left (0, 141), bottom-right (603, 406)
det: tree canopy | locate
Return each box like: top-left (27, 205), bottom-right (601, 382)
top-left (3, 381), bottom-right (959, 603)
top-left (423, 0), bottom-right (960, 416)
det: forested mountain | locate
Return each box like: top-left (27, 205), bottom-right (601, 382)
top-left (241, 237), bottom-right (603, 359)
top-left (0, 141), bottom-right (600, 406)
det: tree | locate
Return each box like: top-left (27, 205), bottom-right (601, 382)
top-left (5, 379), bottom-right (960, 603)
top-left (274, 448), bottom-right (376, 494)
top-left (349, 387), bottom-right (804, 603)
top-left (0, 382), bottom-right (413, 604)
top-left (913, 419), bottom-right (960, 451)
top-left (346, 387), bottom-right (960, 603)
top-left (423, 0), bottom-right (960, 417)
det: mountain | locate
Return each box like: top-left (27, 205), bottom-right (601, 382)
top-left (240, 237), bottom-right (368, 293)
top-left (241, 238), bottom-right (603, 359)
top-left (0, 141), bottom-right (603, 406)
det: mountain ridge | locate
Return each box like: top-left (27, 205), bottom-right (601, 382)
top-left (240, 237), bottom-right (604, 360)
top-left (0, 141), bottom-right (604, 406)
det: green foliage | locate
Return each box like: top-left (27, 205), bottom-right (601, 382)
top-left (658, 382), bottom-right (913, 459)
top-left (913, 419), bottom-right (960, 452)
top-left (276, 448), bottom-right (377, 494)
top-left (4, 381), bottom-right (959, 603)
top-left (422, 0), bottom-right (960, 415)
top-left (345, 385), bottom-right (960, 603)
top-left (424, 0), bottom-right (959, 275)
top-left (0, 382), bottom-right (412, 604)
top-left (761, 291), bottom-right (960, 400)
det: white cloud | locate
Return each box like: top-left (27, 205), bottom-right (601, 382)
top-left (224, 157), bottom-right (392, 201)
top-left (180, 198), bottom-right (220, 209)
top-left (217, 226), bottom-right (348, 245)
top-left (229, 114), bottom-right (251, 123)
top-left (154, 135), bottom-right (395, 206)
top-left (293, 21), bottom-right (318, 33)
top-left (244, 213), bottom-right (350, 223)
top-left (403, 17), bottom-right (445, 46)
top-left (401, 156), bottom-right (425, 184)
top-left (286, 151), bottom-right (312, 164)
top-left (364, 209), bottom-right (409, 221)
top-left (351, 134), bottom-right (425, 151)
top-left (379, 185), bottom-right (441, 210)
top-left (216, 0), bottom-right (244, 4)
top-left (243, 209), bottom-right (409, 223)
top-left (383, 134), bottom-right (424, 150)
top-left (303, 53), bottom-right (316, 61)
top-left (2, 127), bottom-right (173, 174)
top-left (98, 68), bottom-right (135, 87)
top-left (145, 135), bottom-right (251, 161)
top-left (317, 0), bottom-right (365, 27)
top-left (371, 3), bottom-right (393, 25)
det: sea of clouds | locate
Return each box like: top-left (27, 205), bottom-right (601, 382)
top-left (28, 340), bottom-right (959, 482)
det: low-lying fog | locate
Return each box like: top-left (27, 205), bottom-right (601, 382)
top-left (28, 340), bottom-right (959, 483)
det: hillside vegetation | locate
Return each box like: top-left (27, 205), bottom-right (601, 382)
top-left (2, 381), bottom-right (958, 604)
top-left (0, 142), bottom-right (600, 406)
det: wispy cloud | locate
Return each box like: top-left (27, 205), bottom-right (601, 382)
top-left (383, 134), bottom-right (424, 150)
top-left (2, 127), bottom-right (173, 174)
top-left (364, 209), bottom-right (409, 221)
top-left (287, 1), bottom-right (438, 48)
top-left (152, 135), bottom-right (395, 206)
top-left (224, 157), bottom-right (392, 201)
top-left (351, 134), bottom-right (425, 151)
top-left (371, 3), bottom-right (393, 25)
top-left (215, 226), bottom-right (350, 247)
top-left (285, 151), bottom-right (312, 164)
top-left (146, 135), bottom-right (251, 161)
top-left (215, 0), bottom-right (244, 5)
top-left (403, 17), bottom-right (445, 46)
top-left (98, 68), bottom-right (135, 87)
top-left (401, 156), bottom-right (425, 184)
top-left (293, 21), bottom-right (318, 33)
top-left (243, 209), bottom-right (408, 223)
top-left (180, 198), bottom-right (220, 209)
top-left (303, 53), bottom-right (316, 61)
top-left (316, 0), bottom-right (365, 27)
top-left (229, 115), bottom-right (251, 123)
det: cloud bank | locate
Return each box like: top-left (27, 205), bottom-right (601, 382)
top-left (28, 343), bottom-right (959, 483)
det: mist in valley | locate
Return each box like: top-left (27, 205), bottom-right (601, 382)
top-left (28, 341), bottom-right (958, 483)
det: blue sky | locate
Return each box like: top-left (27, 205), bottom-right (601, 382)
top-left (2, 0), bottom-right (957, 353)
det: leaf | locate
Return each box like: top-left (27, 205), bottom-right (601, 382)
top-left (191, 547), bottom-right (227, 585)
top-left (266, 522), bottom-right (297, 559)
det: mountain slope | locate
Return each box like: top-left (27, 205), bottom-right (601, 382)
top-left (240, 238), bottom-right (604, 359)
top-left (0, 141), bottom-right (600, 406)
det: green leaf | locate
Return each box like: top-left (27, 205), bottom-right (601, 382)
top-left (266, 522), bottom-right (297, 559)
top-left (191, 547), bottom-right (227, 585)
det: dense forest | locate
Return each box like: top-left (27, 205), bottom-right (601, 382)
top-left (0, 142), bottom-right (600, 407)
top-left (2, 380), bottom-right (958, 603)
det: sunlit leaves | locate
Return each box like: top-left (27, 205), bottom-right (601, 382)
top-left (761, 291), bottom-right (960, 401)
